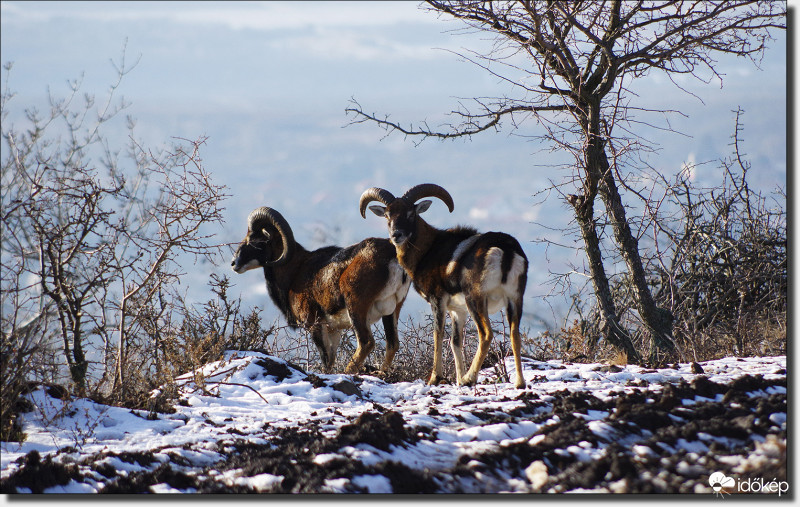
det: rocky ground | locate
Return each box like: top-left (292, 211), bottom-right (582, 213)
top-left (0, 353), bottom-right (787, 495)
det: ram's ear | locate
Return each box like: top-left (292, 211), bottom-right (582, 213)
top-left (261, 229), bottom-right (272, 240)
top-left (369, 205), bottom-right (386, 217)
top-left (415, 200), bottom-right (432, 214)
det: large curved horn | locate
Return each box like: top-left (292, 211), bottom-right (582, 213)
top-left (247, 206), bottom-right (295, 266)
top-left (359, 187), bottom-right (396, 218)
top-left (401, 183), bottom-right (454, 213)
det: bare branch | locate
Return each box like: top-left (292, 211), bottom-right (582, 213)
top-left (346, 98), bottom-right (569, 141)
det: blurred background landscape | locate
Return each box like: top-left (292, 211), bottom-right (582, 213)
top-left (1, 1), bottom-right (787, 332)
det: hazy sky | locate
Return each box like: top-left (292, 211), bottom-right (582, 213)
top-left (1, 1), bottom-right (789, 329)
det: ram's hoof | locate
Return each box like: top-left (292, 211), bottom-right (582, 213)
top-left (427, 374), bottom-right (449, 385)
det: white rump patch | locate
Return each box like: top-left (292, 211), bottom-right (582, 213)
top-left (367, 260), bottom-right (411, 324)
top-left (442, 239), bottom-right (526, 316)
top-left (481, 248), bottom-right (526, 314)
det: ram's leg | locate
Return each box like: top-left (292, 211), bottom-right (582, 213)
top-left (345, 317), bottom-right (375, 374)
top-left (508, 300), bottom-right (526, 389)
top-left (327, 329), bottom-right (343, 370)
top-left (311, 325), bottom-right (335, 374)
top-left (461, 298), bottom-right (492, 386)
top-left (427, 302), bottom-right (448, 385)
top-left (449, 308), bottom-right (468, 383)
top-left (378, 310), bottom-right (400, 374)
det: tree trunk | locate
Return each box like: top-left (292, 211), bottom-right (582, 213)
top-left (597, 162), bottom-right (676, 362)
top-left (69, 314), bottom-right (88, 396)
top-left (583, 118), bottom-right (676, 362)
top-left (568, 192), bottom-right (642, 364)
top-left (113, 297), bottom-right (128, 400)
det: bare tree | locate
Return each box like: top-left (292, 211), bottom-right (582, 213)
top-left (111, 137), bottom-right (227, 399)
top-left (2, 58), bottom-right (135, 394)
top-left (347, 1), bottom-right (785, 363)
top-left (2, 49), bottom-right (228, 401)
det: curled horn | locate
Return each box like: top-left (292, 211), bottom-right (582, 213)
top-left (247, 206), bottom-right (295, 266)
top-left (359, 187), bottom-right (397, 218)
top-left (401, 183), bottom-right (454, 213)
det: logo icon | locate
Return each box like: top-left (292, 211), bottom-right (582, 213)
top-left (709, 472), bottom-right (735, 497)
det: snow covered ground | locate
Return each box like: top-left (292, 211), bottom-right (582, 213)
top-left (0, 352), bottom-right (787, 495)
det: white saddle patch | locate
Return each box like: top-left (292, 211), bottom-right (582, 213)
top-left (445, 235), bottom-right (481, 278)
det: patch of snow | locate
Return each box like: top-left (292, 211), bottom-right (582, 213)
top-left (313, 453), bottom-right (345, 465)
top-left (150, 483), bottom-right (192, 494)
top-left (632, 445), bottom-right (656, 457)
top-left (1, 352), bottom-right (786, 494)
top-left (769, 412), bottom-right (786, 427)
top-left (44, 480), bottom-right (97, 494)
top-left (675, 439), bottom-right (709, 454)
top-left (351, 474), bottom-right (392, 493)
top-left (322, 477), bottom-right (350, 493)
top-left (235, 473), bottom-right (283, 492)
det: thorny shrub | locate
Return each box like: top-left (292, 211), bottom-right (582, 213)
top-left (557, 111), bottom-right (786, 365)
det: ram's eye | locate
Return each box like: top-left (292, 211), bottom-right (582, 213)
top-left (406, 210), bottom-right (414, 219)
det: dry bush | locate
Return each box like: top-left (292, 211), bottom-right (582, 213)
top-left (523, 309), bottom-right (629, 366)
top-left (561, 110), bottom-right (787, 364)
top-left (319, 316), bottom-right (442, 383)
top-left (0, 310), bottom-right (52, 441)
top-left (330, 313), bottom-right (542, 385)
top-left (106, 274), bottom-right (285, 410)
top-left (672, 309), bottom-right (786, 363)
top-left (652, 111), bottom-right (786, 361)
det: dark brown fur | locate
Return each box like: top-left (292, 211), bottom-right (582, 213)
top-left (363, 186), bottom-right (528, 388)
top-left (232, 216), bottom-right (408, 374)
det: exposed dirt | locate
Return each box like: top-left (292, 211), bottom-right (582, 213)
top-left (0, 450), bottom-right (83, 494)
top-left (1, 368), bottom-right (786, 495)
top-left (454, 374), bottom-right (786, 494)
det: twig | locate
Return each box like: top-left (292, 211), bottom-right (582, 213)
top-left (201, 381), bottom-right (272, 406)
